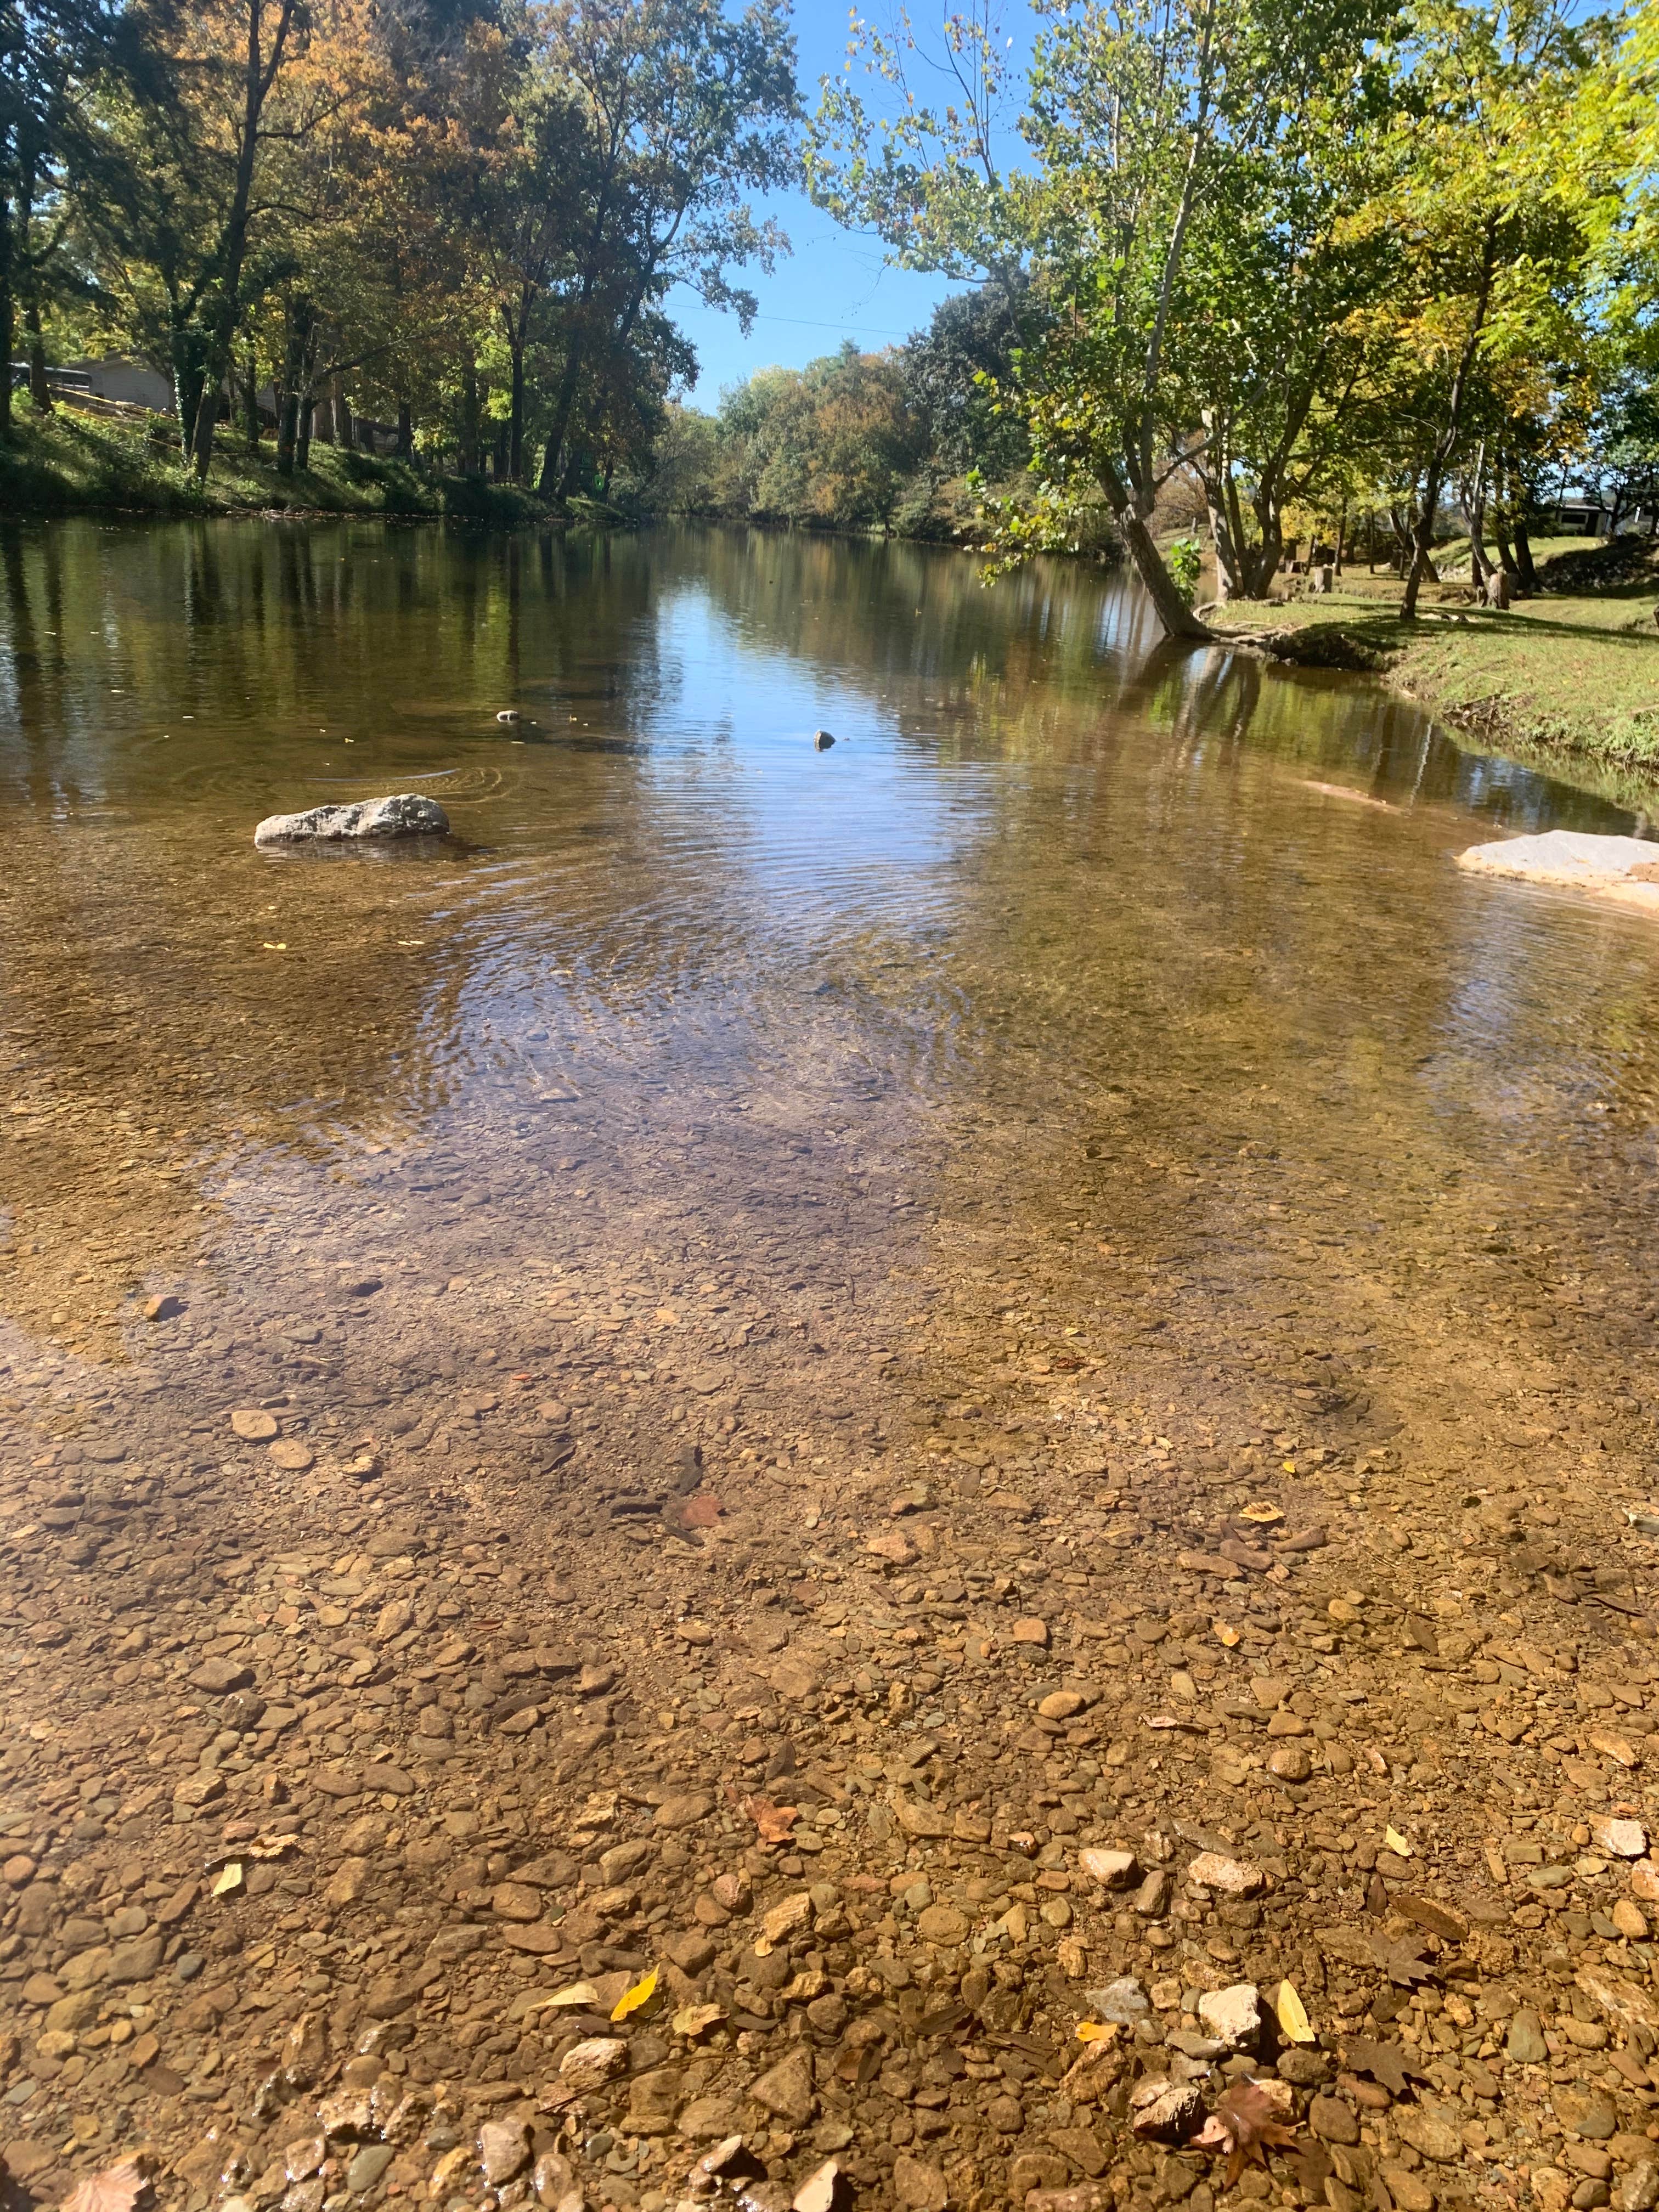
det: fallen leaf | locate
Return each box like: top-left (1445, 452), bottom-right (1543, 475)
top-left (1190, 2076), bottom-right (1298, 2183)
top-left (1339, 2036), bottom-right (1431, 2098)
top-left (1238, 1503), bottom-right (1283, 1525)
top-left (1384, 1826), bottom-right (1412, 1857)
top-left (611, 1966), bottom-right (659, 2022)
top-left (1075, 2021), bottom-right (1121, 2045)
top-left (211, 1863), bottom-right (244, 1898)
top-left (60, 2160), bottom-right (150, 2212)
top-left (539, 1980), bottom-right (599, 2010)
top-left (1212, 1621), bottom-right (1242, 1648)
top-left (738, 1794), bottom-right (799, 1843)
top-left (793, 2159), bottom-right (840, 2212)
top-left (681, 1494), bottom-right (721, 1528)
top-left (672, 2001), bottom-right (726, 2038)
top-left (261, 942), bottom-right (287, 951)
top-left (1270, 1981), bottom-right (1314, 2045)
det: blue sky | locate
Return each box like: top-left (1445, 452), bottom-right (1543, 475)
top-left (668, 2), bottom-right (1031, 409)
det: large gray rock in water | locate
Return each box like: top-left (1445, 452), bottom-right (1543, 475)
top-left (1457, 830), bottom-right (1659, 914)
top-left (255, 793), bottom-right (449, 846)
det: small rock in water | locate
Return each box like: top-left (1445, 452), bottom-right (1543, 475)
top-left (813, 729), bottom-right (835, 750)
top-left (253, 793), bottom-right (449, 845)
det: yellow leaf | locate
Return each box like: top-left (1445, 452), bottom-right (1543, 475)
top-left (211, 1862), bottom-right (244, 1897)
top-left (261, 943), bottom-right (287, 952)
top-left (672, 2001), bottom-right (726, 2038)
top-left (1212, 1620), bottom-right (1242, 1647)
top-left (1238, 1503), bottom-right (1283, 1524)
top-left (1384, 1826), bottom-right (1412, 1857)
top-left (1271, 1980), bottom-right (1315, 2044)
top-left (1075, 2020), bottom-right (1120, 2044)
top-left (1282, 1459), bottom-right (1297, 1474)
top-left (611, 1966), bottom-right (659, 2022)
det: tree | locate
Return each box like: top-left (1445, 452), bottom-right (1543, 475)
top-left (529, 0), bottom-right (798, 494)
top-left (902, 279), bottom-right (1029, 479)
top-left (808, 0), bottom-right (1409, 636)
top-left (0, 0), bottom-right (132, 436)
top-left (1381, 0), bottom-right (1615, 617)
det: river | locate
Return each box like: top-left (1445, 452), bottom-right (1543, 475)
top-left (2, 519), bottom-right (1654, 1431)
top-left (2, 517), bottom-right (1659, 2207)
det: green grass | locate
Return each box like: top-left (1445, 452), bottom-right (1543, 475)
top-left (0, 403), bottom-right (551, 524)
top-left (1209, 535), bottom-right (1659, 806)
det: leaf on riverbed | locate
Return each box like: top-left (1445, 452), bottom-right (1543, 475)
top-left (60, 2159), bottom-right (151, 2212)
top-left (736, 1793), bottom-right (799, 1843)
top-left (1075, 2021), bottom-right (1121, 2045)
top-left (1269, 1980), bottom-right (1314, 2045)
top-left (211, 1863), bottom-right (244, 1898)
top-left (673, 2001), bottom-right (726, 2038)
top-left (1190, 2077), bottom-right (1297, 2183)
top-left (611, 1966), bottom-right (658, 2022)
top-left (1384, 1826), bottom-right (1413, 1857)
top-left (681, 1494), bottom-right (721, 1527)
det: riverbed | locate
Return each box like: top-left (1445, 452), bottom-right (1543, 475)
top-left (3, 519), bottom-right (1659, 2212)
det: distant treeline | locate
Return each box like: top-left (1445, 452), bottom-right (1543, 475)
top-left (633, 287), bottom-right (1073, 544)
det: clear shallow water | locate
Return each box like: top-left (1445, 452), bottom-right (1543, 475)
top-left (1, 518), bottom-right (1656, 1456)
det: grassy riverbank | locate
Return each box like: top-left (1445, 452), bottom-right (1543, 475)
top-left (0, 405), bottom-right (550, 522)
top-left (1214, 535), bottom-right (1659, 804)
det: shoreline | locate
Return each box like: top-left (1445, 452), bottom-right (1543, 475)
top-left (1208, 561), bottom-right (1659, 817)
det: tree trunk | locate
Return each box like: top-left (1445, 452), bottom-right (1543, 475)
top-left (242, 342), bottom-right (261, 453)
top-left (538, 336), bottom-right (585, 495)
top-left (296, 394), bottom-right (313, 472)
top-left (277, 388), bottom-right (297, 476)
top-left (508, 340), bottom-right (524, 481)
top-left (171, 319), bottom-right (205, 452)
top-left (490, 419), bottom-right (508, 481)
top-left (190, 0), bottom-right (299, 479)
top-left (1513, 511), bottom-right (1537, 595)
top-left (0, 183), bottom-right (12, 439)
top-left (334, 377), bottom-right (352, 451)
top-left (25, 301), bottom-right (50, 411)
top-left (1122, 504), bottom-right (1211, 639)
top-left (1402, 227), bottom-right (1498, 620)
top-left (396, 398), bottom-right (413, 461)
top-left (459, 361), bottom-right (481, 478)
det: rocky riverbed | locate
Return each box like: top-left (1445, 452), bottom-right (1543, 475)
top-left (5, 1211), bottom-right (1659, 2212)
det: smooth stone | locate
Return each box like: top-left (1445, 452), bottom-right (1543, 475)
top-left (1457, 831), bottom-right (1659, 913)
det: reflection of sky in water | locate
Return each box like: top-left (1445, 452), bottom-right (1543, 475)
top-left (631, 582), bottom-right (986, 936)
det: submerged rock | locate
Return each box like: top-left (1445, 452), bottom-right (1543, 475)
top-left (254, 793), bottom-right (450, 845)
top-left (1457, 830), bottom-right (1659, 912)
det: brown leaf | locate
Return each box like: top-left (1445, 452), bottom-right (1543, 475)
top-left (1339, 2036), bottom-right (1430, 2099)
top-left (681, 1494), bottom-right (721, 1528)
top-left (738, 1794), bottom-right (799, 1844)
top-left (60, 2160), bottom-right (151, 2212)
top-left (1190, 2078), bottom-right (1297, 2185)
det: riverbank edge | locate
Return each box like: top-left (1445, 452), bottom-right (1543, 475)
top-left (0, 409), bottom-right (567, 523)
top-left (1211, 585), bottom-right (1659, 818)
